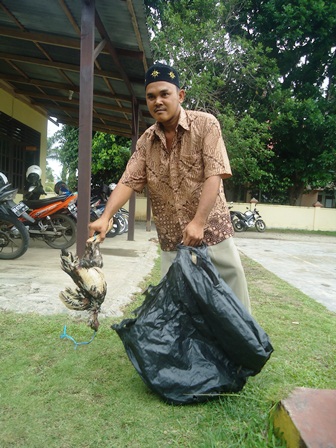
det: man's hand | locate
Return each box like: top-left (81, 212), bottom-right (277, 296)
top-left (87, 182), bottom-right (134, 243)
top-left (182, 219), bottom-right (204, 247)
top-left (88, 216), bottom-right (111, 243)
top-left (182, 175), bottom-right (221, 246)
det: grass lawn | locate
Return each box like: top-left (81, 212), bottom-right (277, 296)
top-left (1, 253), bottom-right (335, 448)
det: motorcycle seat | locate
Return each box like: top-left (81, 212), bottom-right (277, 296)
top-left (22, 194), bottom-right (71, 208)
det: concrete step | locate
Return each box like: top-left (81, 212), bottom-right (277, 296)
top-left (273, 387), bottom-right (336, 447)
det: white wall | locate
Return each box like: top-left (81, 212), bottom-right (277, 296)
top-left (133, 199), bottom-right (336, 231)
top-left (232, 203), bottom-right (336, 232)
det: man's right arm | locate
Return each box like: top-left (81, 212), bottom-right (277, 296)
top-left (88, 182), bottom-right (134, 241)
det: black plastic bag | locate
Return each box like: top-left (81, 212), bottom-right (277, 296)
top-left (112, 244), bottom-right (273, 404)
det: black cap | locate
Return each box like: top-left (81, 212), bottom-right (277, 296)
top-left (145, 63), bottom-right (180, 88)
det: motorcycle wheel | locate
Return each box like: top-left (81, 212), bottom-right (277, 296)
top-left (44, 213), bottom-right (77, 249)
top-left (0, 212), bottom-right (30, 259)
top-left (115, 214), bottom-right (127, 235)
top-left (233, 219), bottom-right (245, 232)
top-left (255, 219), bottom-right (266, 232)
top-left (119, 212), bottom-right (129, 233)
top-left (106, 216), bottom-right (121, 238)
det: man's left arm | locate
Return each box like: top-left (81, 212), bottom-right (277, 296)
top-left (182, 175), bottom-right (221, 247)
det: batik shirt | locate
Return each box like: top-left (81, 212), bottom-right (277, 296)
top-left (120, 108), bottom-right (234, 251)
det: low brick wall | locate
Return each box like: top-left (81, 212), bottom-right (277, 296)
top-left (20, 194), bottom-right (336, 232)
top-left (132, 198), bottom-right (336, 232)
top-left (231, 202), bottom-right (336, 232)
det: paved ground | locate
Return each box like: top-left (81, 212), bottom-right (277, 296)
top-left (1, 225), bottom-right (335, 320)
top-left (234, 231), bottom-right (336, 313)
top-left (0, 222), bottom-right (159, 320)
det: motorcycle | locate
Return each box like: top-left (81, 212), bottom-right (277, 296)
top-left (20, 168), bottom-right (78, 249)
top-left (229, 205), bottom-right (266, 233)
top-left (90, 182), bottom-right (129, 238)
top-left (0, 172), bottom-right (32, 259)
top-left (54, 180), bottom-right (128, 238)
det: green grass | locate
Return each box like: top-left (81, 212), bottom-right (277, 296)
top-left (1, 254), bottom-right (335, 448)
top-left (267, 228), bottom-right (336, 237)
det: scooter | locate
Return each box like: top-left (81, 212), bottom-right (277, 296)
top-left (230, 205), bottom-right (266, 233)
top-left (90, 182), bottom-right (129, 237)
top-left (20, 168), bottom-right (78, 249)
top-left (0, 172), bottom-right (32, 259)
top-left (54, 179), bottom-right (129, 238)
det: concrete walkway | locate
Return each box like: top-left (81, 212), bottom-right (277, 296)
top-left (0, 222), bottom-right (159, 319)
top-left (1, 226), bottom-right (335, 320)
top-left (234, 231), bottom-right (336, 313)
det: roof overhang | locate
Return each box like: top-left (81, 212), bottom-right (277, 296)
top-left (0, 0), bottom-right (154, 138)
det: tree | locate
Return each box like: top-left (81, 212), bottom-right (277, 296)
top-left (227, 0), bottom-right (336, 203)
top-left (145, 0), bottom-right (279, 199)
top-left (51, 125), bottom-right (79, 189)
top-left (218, 106), bottom-right (274, 201)
top-left (50, 125), bottom-right (131, 190)
top-left (144, 0), bottom-right (336, 204)
top-left (91, 132), bottom-right (131, 185)
top-left (230, 0), bottom-right (336, 98)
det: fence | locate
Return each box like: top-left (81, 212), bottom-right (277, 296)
top-left (239, 203), bottom-right (336, 232)
top-left (133, 198), bottom-right (336, 232)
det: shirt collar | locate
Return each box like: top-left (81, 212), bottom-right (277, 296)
top-left (178, 107), bottom-right (190, 131)
top-left (149, 107), bottom-right (190, 140)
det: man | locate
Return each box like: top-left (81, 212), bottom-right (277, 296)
top-left (89, 63), bottom-right (251, 312)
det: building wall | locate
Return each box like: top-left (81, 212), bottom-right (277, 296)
top-left (133, 199), bottom-right (336, 232)
top-left (300, 191), bottom-right (318, 207)
top-left (0, 84), bottom-right (48, 184)
top-left (232, 202), bottom-right (336, 232)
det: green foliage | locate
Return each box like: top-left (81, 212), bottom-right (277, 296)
top-left (45, 165), bottom-right (54, 183)
top-left (91, 132), bottom-right (131, 184)
top-left (232, 0), bottom-right (336, 96)
top-left (52, 125), bottom-right (79, 189)
top-left (266, 95), bottom-right (336, 204)
top-left (49, 126), bottom-right (131, 189)
top-left (144, 0), bottom-right (336, 204)
top-left (228, 0), bottom-right (336, 203)
top-left (218, 107), bottom-right (274, 201)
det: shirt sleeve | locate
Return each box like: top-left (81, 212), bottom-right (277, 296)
top-left (202, 115), bottom-right (232, 180)
top-left (119, 136), bottom-right (148, 193)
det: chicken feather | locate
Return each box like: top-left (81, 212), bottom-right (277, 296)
top-left (59, 219), bottom-right (113, 331)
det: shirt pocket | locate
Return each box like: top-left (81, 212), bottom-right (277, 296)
top-left (179, 151), bottom-right (204, 182)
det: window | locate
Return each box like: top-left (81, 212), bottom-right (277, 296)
top-left (0, 112), bottom-right (40, 191)
top-left (318, 192), bottom-right (336, 208)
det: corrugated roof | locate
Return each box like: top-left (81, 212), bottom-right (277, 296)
top-left (0, 0), bottom-right (154, 137)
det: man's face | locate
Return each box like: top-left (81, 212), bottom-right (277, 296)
top-left (145, 81), bottom-right (185, 125)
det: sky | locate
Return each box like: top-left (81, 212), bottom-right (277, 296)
top-left (47, 119), bottom-right (63, 179)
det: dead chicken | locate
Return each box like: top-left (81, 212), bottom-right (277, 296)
top-left (59, 220), bottom-right (113, 331)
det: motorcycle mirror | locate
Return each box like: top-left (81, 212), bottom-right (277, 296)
top-left (0, 172), bottom-right (9, 187)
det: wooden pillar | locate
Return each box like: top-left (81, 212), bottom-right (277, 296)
top-left (127, 97), bottom-right (139, 241)
top-left (76, 0), bottom-right (95, 257)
